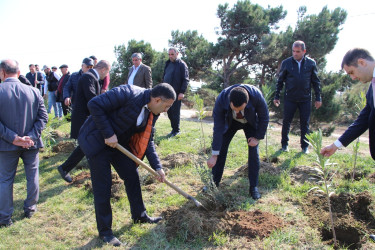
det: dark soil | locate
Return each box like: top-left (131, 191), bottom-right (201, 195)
top-left (301, 191), bottom-right (375, 248)
top-left (160, 152), bottom-right (193, 169)
top-left (290, 165), bottom-right (323, 184)
top-left (163, 204), bottom-right (285, 242)
top-left (52, 141), bottom-right (75, 153)
top-left (368, 172), bottom-right (375, 183)
top-left (344, 171), bottom-right (366, 181)
top-left (71, 171), bottom-right (124, 200)
top-left (235, 161), bottom-right (282, 177)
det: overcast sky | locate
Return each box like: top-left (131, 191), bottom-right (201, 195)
top-left (0, 0), bottom-right (374, 79)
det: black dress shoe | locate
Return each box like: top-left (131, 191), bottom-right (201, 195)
top-left (24, 210), bottom-right (35, 219)
top-left (250, 186), bottom-right (261, 200)
top-left (167, 131), bottom-right (180, 138)
top-left (58, 165), bottom-right (72, 183)
top-left (0, 219), bottom-right (13, 228)
top-left (101, 235), bottom-right (123, 247)
top-left (133, 213), bottom-right (162, 224)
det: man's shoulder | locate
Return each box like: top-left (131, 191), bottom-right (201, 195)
top-left (141, 64), bottom-right (151, 70)
top-left (304, 56), bottom-right (316, 65)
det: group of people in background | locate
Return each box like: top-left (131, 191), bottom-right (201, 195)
top-left (1, 42), bottom-right (375, 247)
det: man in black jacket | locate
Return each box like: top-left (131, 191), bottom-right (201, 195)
top-left (57, 60), bottom-right (111, 183)
top-left (78, 83), bottom-right (175, 246)
top-left (273, 40), bottom-right (322, 153)
top-left (162, 47), bottom-right (189, 137)
top-left (57, 64), bottom-right (71, 117)
top-left (321, 48), bottom-right (375, 160)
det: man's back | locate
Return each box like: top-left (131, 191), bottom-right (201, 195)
top-left (0, 78), bottom-right (47, 150)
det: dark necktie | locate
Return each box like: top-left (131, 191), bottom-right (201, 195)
top-left (236, 112), bottom-right (244, 119)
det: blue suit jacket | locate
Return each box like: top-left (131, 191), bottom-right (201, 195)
top-left (78, 85), bottom-right (162, 170)
top-left (211, 84), bottom-right (269, 152)
top-left (339, 84), bottom-right (375, 160)
top-left (0, 78), bottom-right (48, 150)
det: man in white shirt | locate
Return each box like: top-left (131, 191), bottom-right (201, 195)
top-left (126, 53), bottom-right (152, 89)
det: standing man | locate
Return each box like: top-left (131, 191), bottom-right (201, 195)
top-left (162, 47), bottom-right (189, 137)
top-left (0, 59), bottom-right (48, 227)
top-left (63, 57), bottom-right (94, 107)
top-left (57, 60), bottom-right (110, 183)
top-left (274, 40), bottom-right (322, 153)
top-left (90, 55), bottom-right (110, 93)
top-left (207, 85), bottom-right (269, 200)
top-left (43, 65), bottom-right (62, 119)
top-left (26, 64), bottom-right (44, 92)
top-left (35, 64), bottom-right (46, 95)
top-left (126, 53), bottom-right (152, 89)
top-left (78, 83), bottom-right (175, 246)
top-left (321, 48), bottom-right (375, 159)
top-left (56, 64), bottom-right (71, 117)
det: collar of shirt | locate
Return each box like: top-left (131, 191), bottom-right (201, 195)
top-left (373, 67), bottom-right (375, 78)
top-left (132, 63), bottom-right (142, 71)
top-left (136, 104), bottom-right (150, 126)
top-left (4, 77), bottom-right (18, 82)
top-left (92, 69), bottom-right (100, 80)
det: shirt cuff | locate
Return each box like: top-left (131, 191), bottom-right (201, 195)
top-left (211, 150), bottom-right (220, 156)
top-left (333, 140), bottom-right (343, 148)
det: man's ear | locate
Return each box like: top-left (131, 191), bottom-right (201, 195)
top-left (357, 58), bottom-right (367, 67)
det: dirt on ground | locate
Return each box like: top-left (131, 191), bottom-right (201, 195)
top-left (301, 191), bottom-right (375, 248)
top-left (163, 203), bottom-right (285, 242)
top-left (160, 152), bottom-right (194, 169)
top-left (70, 171), bottom-right (124, 200)
top-left (52, 141), bottom-right (75, 153)
top-left (235, 161), bottom-right (282, 177)
top-left (290, 165), bottom-right (323, 184)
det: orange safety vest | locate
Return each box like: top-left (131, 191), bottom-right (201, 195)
top-left (129, 112), bottom-right (154, 161)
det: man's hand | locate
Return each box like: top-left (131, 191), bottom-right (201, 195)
top-left (155, 169), bottom-right (165, 182)
top-left (13, 136), bottom-right (34, 148)
top-left (105, 134), bottom-right (118, 148)
top-left (315, 101), bottom-right (322, 109)
top-left (320, 143), bottom-right (338, 157)
top-left (64, 98), bottom-right (71, 106)
top-left (101, 89), bottom-right (107, 94)
top-left (207, 155), bottom-right (218, 168)
top-left (177, 93), bottom-right (184, 101)
top-left (247, 137), bottom-right (259, 147)
top-left (273, 99), bottom-right (280, 107)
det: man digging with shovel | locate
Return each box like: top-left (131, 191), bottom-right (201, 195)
top-left (78, 83), bottom-right (175, 247)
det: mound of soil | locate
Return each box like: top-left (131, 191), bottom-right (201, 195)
top-left (290, 165), bottom-right (322, 184)
top-left (140, 168), bottom-right (169, 186)
top-left (301, 191), bottom-right (375, 248)
top-left (368, 172), bottom-right (375, 183)
top-left (52, 141), bottom-right (75, 153)
top-left (51, 130), bottom-right (67, 140)
top-left (160, 152), bottom-right (193, 169)
top-left (163, 205), bottom-right (285, 242)
top-left (344, 171), bottom-right (366, 181)
top-left (235, 161), bottom-right (281, 177)
top-left (71, 171), bottom-right (124, 200)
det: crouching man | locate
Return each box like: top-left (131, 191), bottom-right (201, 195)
top-left (207, 84), bottom-right (269, 200)
top-left (78, 83), bottom-right (176, 246)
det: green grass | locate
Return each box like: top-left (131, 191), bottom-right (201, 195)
top-left (1, 115), bottom-right (375, 249)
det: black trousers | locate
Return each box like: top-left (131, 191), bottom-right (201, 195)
top-left (212, 120), bottom-right (260, 187)
top-left (167, 99), bottom-right (181, 133)
top-left (61, 145), bottom-right (85, 173)
top-left (281, 99), bottom-right (311, 149)
top-left (87, 147), bottom-right (146, 237)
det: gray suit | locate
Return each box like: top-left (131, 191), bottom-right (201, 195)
top-left (127, 64), bottom-right (152, 89)
top-left (0, 77), bottom-right (48, 224)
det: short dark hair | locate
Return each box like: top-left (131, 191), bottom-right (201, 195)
top-left (151, 83), bottom-right (176, 101)
top-left (0, 60), bottom-right (19, 74)
top-left (29, 64), bottom-right (35, 68)
top-left (292, 40), bottom-right (306, 51)
top-left (230, 87), bottom-right (249, 107)
top-left (89, 55), bottom-right (97, 61)
top-left (341, 48), bottom-right (374, 69)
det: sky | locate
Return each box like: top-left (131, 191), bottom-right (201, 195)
top-left (0, 0), bottom-right (374, 78)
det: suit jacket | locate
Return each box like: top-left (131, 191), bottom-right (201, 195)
top-left (0, 77), bottom-right (48, 151)
top-left (26, 72), bottom-right (44, 88)
top-left (78, 85), bottom-right (162, 170)
top-left (70, 69), bottom-right (100, 139)
top-left (162, 59), bottom-right (189, 94)
top-left (211, 84), bottom-right (269, 153)
top-left (339, 84), bottom-right (375, 160)
top-left (127, 64), bottom-right (152, 89)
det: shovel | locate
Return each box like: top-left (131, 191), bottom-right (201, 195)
top-left (115, 144), bottom-right (207, 211)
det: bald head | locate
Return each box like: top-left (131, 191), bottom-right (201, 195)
top-left (93, 60), bottom-right (111, 80)
top-left (0, 59), bottom-right (20, 81)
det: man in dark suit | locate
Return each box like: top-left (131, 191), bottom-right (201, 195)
top-left (78, 83), bottom-right (175, 246)
top-left (321, 48), bottom-right (375, 159)
top-left (26, 64), bottom-right (45, 94)
top-left (56, 64), bottom-right (71, 117)
top-left (126, 53), bottom-right (152, 89)
top-left (207, 84), bottom-right (269, 200)
top-left (162, 47), bottom-right (189, 137)
top-left (0, 59), bottom-right (48, 227)
top-left (57, 60), bottom-right (111, 183)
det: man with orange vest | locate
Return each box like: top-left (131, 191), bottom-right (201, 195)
top-left (78, 83), bottom-right (176, 247)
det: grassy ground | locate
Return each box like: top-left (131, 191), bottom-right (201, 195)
top-left (1, 112), bottom-right (374, 249)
